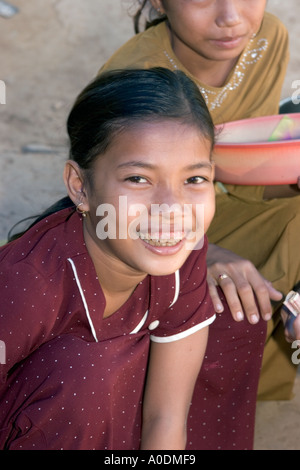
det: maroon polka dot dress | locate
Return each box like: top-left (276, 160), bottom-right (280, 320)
top-left (0, 208), bottom-right (266, 450)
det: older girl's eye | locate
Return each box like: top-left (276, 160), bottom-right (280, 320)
top-left (185, 176), bottom-right (206, 184)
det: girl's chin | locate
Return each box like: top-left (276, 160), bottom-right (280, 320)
top-left (135, 238), bottom-right (197, 276)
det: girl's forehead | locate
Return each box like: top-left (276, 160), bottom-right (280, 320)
top-left (112, 120), bottom-right (212, 149)
top-left (94, 121), bottom-right (212, 169)
top-left (120, 119), bottom-right (211, 138)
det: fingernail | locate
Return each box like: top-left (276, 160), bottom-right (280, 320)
top-left (264, 313), bottom-right (272, 321)
top-left (215, 304), bottom-right (223, 312)
top-left (236, 311), bottom-right (244, 321)
top-left (250, 314), bottom-right (259, 324)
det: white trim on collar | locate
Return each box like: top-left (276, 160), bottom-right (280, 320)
top-left (68, 258), bottom-right (99, 343)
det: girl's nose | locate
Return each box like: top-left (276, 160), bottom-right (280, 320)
top-left (150, 185), bottom-right (184, 222)
top-left (215, 0), bottom-right (241, 28)
top-left (152, 185), bottom-right (183, 210)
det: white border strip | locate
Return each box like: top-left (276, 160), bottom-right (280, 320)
top-left (130, 310), bottom-right (149, 334)
top-left (67, 258), bottom-right (99, 343)
top-left (169, 270), bottom-right (180, 307)
top-left (150, 314), bottom-right (216, 343)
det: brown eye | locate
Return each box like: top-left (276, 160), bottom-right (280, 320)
top-left (185, 176), bottom-right (206, 184)
top-left (126, 176), bottom-right (148, 184)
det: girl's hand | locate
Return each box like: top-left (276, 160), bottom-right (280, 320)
top-left (206, 244), bottom-right (283, 324)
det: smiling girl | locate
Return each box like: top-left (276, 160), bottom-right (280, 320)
top-left (0, 68), bottom-right (217, 450)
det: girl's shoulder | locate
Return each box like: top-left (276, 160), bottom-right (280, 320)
top-left (99, 22), bottom-right (170, 74)
top-left (261, 11), bottom-right (288, 41)
top-left (0, 208), bottom-right (85, 276)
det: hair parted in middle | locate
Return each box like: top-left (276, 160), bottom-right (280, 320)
top-left (67, 67), bottom-right (215, 172)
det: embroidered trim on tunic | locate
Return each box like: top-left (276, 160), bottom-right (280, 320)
top-left (163, 37), bottom-right (269, 111)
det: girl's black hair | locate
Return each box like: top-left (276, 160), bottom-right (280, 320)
top-left (133, 0), bottom-right (167, 34)
top-left (67, 67), bottom-right (214, 169)
top-left (8, 67), bottom-right (214, 241)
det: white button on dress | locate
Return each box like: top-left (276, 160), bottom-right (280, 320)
top-left (148, 320), bottom-right (160, 331)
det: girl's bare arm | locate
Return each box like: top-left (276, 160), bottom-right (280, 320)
top-left (141, 326), bottom-right (209, 450)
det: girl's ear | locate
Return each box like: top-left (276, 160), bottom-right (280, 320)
top-left (149, 0), bottom-right (165, 15)
top-left (63, 160), bottom-right (90, 212)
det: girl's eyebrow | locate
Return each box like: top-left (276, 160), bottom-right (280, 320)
top-left (186, 162), bottom-right (214, 171)
top-left (117, 161), bottom-right (213, 171)
top-left (117, 161), bottom-right (156, 170)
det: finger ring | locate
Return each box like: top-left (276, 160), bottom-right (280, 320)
top-left (218, 273), bottom-right (229, 281)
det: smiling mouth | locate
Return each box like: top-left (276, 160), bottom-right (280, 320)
top-left (138, 232), bottom-right (184, 247)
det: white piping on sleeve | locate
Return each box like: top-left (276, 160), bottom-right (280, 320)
top-left (169, 270), bottom-right (180, 307)
top-left (67, 258), bottom-right (99, 343)
top-left (150, 314), bottom-right (216, 343)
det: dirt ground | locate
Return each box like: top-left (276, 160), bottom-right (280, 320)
top-left (0, 0), bottom-right (299, 450)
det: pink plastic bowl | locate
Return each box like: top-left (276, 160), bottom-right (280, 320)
top-left (213, 113), bottom-right (300, 185)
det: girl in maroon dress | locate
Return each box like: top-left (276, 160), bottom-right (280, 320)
top-left (0, 68), bottom-right (217, 450)
top-left (0, 68), bottom-right (266, 450)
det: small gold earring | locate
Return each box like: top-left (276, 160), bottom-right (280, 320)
top-left (76, 202), bottom-right (87, 217)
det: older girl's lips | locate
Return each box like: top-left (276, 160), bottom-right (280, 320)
top-left (211, 35), bottom-right (245, 49)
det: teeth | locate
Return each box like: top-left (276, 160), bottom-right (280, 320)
top-left (138, 233), bottom-right (182, 247)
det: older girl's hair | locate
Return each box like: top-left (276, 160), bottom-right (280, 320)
top-left (8, 67), bottom-right (214, 240)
